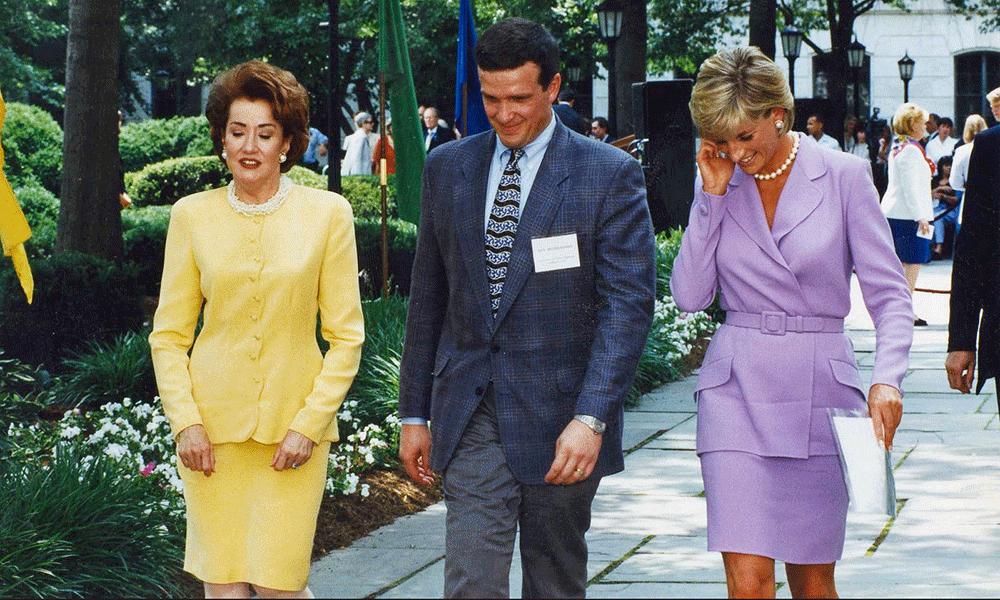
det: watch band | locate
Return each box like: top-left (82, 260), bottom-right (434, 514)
top-left (573, 414), bottom-right (606, 434)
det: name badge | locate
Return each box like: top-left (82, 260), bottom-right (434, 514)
top-left (531, 233), bottom-right (581, 273)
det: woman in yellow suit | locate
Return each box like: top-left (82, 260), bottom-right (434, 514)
top-left (149, 61), bottom-right (364, 599)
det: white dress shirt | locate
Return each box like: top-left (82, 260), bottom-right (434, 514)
top-left (949, 142), bottom-right (973, 192)
top-left (814, 133), bottom-right (841, 151)
top-left (925, 135), bottom-right (957, 163)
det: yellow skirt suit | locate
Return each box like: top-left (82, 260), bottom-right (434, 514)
top-left (149, 180), bottom-right (364, 591)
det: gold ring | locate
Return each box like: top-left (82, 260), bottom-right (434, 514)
top-left (292, 463), bottom-right (299, 469)
top-left (575, 468), bottom-right (583, 474)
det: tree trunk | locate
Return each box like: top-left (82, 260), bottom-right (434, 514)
top-left (58, 0), bottom-right (123, 261)
top-left (749, 0), bottom-right (777, 59)
top-left (826, 0), bottom-right (854, 147)
top-left (613, 0), bottom-right (647, 137)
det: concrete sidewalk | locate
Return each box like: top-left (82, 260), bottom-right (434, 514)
top-left (311, 260), bottom-right (1000, 598)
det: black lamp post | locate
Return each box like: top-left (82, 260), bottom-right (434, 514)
top-left (596, 0), bottom-right (623, 134)
top-left (898, 52), bottom-right (915, 103)
top-left (780, 26), bottom-right (803, 96)
top-left (320, 0), bottom-right (342, 193)
top-left (566, 66), bottom-right (583, 83)
top-left (847, 37), bottom-right (866, 118)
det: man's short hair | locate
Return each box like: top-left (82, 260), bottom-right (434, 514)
top-left (476, 18), bottom-right (560, 88)
top-left (988, 87), bottom-right (1000, 104)
top-left (354, 112), bottom-right (373, 127)
top-left (938, 117), bottom-right (954, 128)
top-left (592, 116), bottom-right (609, 129)
top-left (558, 88), bottom-right (576, 103)
top-left (808, 113), bottom-right (824, 124)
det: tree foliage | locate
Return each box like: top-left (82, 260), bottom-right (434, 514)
top-left (0, 0), bottom-right (67, 115)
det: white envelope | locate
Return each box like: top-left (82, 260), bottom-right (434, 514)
top-left (828, 410), bottom-right (897, 516)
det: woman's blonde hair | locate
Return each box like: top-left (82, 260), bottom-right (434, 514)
top-left (891, 103), bottom-right (928, 138)
top-left (689, 47), bottom-right (795, 141)
top-left (962, 113), bottom-right (988, 143)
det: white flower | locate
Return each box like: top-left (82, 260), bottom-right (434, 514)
top-left (360, 484), bottom-right (370, 497)
top-left (60, 426), bottom-right (82, 439)
top-left (104, 443), bottom-right (128, 459)
top-left (122, 398), bottom-right (132, 407)
top-left (339, 410), bottom-right (353, 422)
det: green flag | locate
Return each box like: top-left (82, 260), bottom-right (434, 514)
top-left (378, 0), bottom-right (424, 225)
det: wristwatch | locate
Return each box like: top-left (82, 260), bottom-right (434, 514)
top-left (573, 414), bottom-right (606, 435)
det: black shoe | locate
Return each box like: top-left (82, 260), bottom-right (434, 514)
top-left (914, 318), bottom-right (928, 326)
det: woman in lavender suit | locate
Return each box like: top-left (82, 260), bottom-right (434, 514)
top-left (671, 48), bottom-right (913, 598)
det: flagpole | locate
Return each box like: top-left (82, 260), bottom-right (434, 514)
top-left (461, 82), bottom-right (468, 137)
top-left (378, 69), bottom-right (390, 299)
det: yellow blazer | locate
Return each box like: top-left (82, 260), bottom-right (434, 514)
top-left (149, 184), bottom-right (364, 444)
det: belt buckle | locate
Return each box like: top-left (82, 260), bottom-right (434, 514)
top-left (760, 311), bottom-right (787, 335)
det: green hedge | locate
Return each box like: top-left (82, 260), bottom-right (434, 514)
top-left (122, 205), bottom-right (172, 295)
top-left (118, 115), bottom-right (214, 173)
top-left (0, 252), bottom-right (143, 367)
top-left (13, 182), bottom-right (60, 259)
top-left (1, 102), bottom-right (63, 194)
top-left (341, 175), bottom-right (398, 219)
top-left (354, 217), bottom-right (417, 297)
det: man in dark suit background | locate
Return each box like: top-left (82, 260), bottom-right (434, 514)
top-left (946, 122), bottom-right (1000, 405)
top-left (591, 116), bottom-right (613, 143)
top-left (552, 88), bottom-right (589, 136)
top-left (397, 17), bottom-right (656, 599)
top-left (423, 106), bottom-right (456, 152)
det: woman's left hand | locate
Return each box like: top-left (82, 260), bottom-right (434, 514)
top-left (272, 430), bottom-right (316, 471)
top-left (868, 383), bottom-right (903, 452)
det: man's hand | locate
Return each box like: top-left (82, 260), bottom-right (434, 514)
top-left (177, 424), bottom-right (214, 476)
top-left (544, 419), bottom-right (603, 485)
top-left (946, 350), bottom-right (976, 394)
top-left (400, 424), bottom-right (434, 486)
top-left (868, 384), bottom-right (903, 452)
top-left (272, 430), bottom-right (316, 471)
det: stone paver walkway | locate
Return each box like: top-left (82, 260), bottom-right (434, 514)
top-left (311, 260), bottom-right (1000, 598)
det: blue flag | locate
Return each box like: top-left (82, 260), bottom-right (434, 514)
top-left (454, 0), bottom-right (490, 136)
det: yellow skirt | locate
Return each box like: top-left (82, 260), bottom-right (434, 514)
top-left (178, 439), bottom-right (331, 591)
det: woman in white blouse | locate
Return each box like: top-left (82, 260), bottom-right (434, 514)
top-left (950, 114), bottom-right (989, 225)
top-left (881, 103), bottom-right (935, 326)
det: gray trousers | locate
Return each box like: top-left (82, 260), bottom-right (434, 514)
top-left (443, 392), bottom-right (601, 599)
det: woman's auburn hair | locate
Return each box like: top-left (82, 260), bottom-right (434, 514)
top-left (689, 46), bottom-right (795, 142)
top-left (891, 103), bottom-right (929, 138)
top-left (205, 60), bottom-right (310, 173)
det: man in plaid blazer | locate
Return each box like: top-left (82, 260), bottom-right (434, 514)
top-left (397, 17), bottom-right (656, 599)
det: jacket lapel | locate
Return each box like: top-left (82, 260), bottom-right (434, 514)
top-left (492, 125), bottom-right (571, 328)
top-left (725, 169), bottom-right (790, 269)
top-left (770, 135), bottom-right (826, 244)
top-left (457, 133), bottom-right (496, 333)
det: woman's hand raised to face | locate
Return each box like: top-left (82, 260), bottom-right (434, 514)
top-left (697, 140), bottom-right (736, 196)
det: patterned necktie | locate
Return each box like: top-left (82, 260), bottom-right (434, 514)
top-left (485, 148), bottom-right (525, 317)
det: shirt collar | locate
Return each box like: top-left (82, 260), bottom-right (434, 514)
top-left (494, 110), bottom-right (558, 163)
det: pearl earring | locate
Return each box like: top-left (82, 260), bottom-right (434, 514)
top-left (221, 150), bottom-right (228, 160)
top-left (279, 153), bottom-right (287, 164)
top-left (775, 120), bottom-right (784, 130)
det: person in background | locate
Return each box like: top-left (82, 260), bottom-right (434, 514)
top-left (846, 123), bottom-right (872, 160)
top-left (950, 114), bottom-right (989, 224)
top-left (553, 88), bottom-right (589, 135)
top-left (874, 123), bottom-right (893, 197)
top-left (931, 155), bottom-right (958, 258)
top-left (926, 117), bottom-right (957, 163)
top-left (990, 87), bottom-right (1000, 123)
top-left (149, 60), bottom-right (364, 599)
top-left (675, 46), bottom-right (911, 598)
top-left (302, 126), bottom-right (328, 172)
top-left (842, 115), bottom-right (858, 150)
top-left (591, 116), bottom-right (613, 143)
top-left (422, 106), bottom-right (456, 153)
top-left (806, 113), bottom-right (841, 151)
top-left (117, 110), bottom-right (133, 209)
top-left (372, 118), bottom-right (396, 176)
top-left (341, 112), bottom-right (375, 176)
top-left (881, 102), bottom-right (936, 326)
top-left (922, 112), bottom-right (940, 147)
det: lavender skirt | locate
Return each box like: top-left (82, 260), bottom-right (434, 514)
top-left (700, 451), bottom-right (849, 564)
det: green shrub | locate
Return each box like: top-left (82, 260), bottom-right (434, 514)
top-left (12, 182), bottom-right (60, 258)
top-left (0, 444), bottom-right (185, 597)
top-left (1, 102), bottom-right (63, 194)
top-left (53, 331), bottom-right (155, 409)
top-left (0, 252), bottom-right (143, 367)
top-left (122, 205), bottom-right (171, 295)
top-left (344, 295), bottom-right (408, 429)
top-left (118, 115), bottom-right (213, 172)
top-left (287, 166), bottom-right (326, 189)
top-left (341, 175), bottom-right (398, 219)
top-left (354, 217), bottom-right (417, 297)
top-left (125, 156), bottom-right (229, 206)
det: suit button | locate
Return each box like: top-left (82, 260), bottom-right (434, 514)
top-left (491, 345), bottom-right (500, 354)
top-left (699, 203), bottom-right (710, 216)
top-left (251, 315), bottom-right (258, 321)
top-left (252, 376), bottom-right (261, 384)
top-left (475, 387), bottom-right (485, 396)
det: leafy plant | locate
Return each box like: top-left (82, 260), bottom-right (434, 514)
top-left (1, 101), bottom-right (63, 194)
top-left (122, 205), bottom-right (172, 295)
top-left (118, 115), bottom-right (214, 173)
top-left (344, 295), bottom-right (408, 429)
top-left (54, 331), bottom-right (156, 409)
top-left (125, 155), bottom-right (230, 206)
top-left (353, 217), bottom-right (417, 297)
top-left (0, 444), bottom-right (185, 598)
top-left (340, 174), bottom-right (398, 220)
top-left (12, 181), bottom-right (60, 259)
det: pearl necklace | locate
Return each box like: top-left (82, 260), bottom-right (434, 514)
top-left (227, 175), bottom-right (293, 217)
top-left (753, 133), bottom-right (800, 181)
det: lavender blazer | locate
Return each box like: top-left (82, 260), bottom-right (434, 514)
top-left (670, 135), bottom-right (913, 458)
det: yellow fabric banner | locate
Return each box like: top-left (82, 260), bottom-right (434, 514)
top-left (0, 89), bottom-right (34, 303)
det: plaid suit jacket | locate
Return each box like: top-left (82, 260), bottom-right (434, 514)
top-left (398, 119), bottom-right (656, 484)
